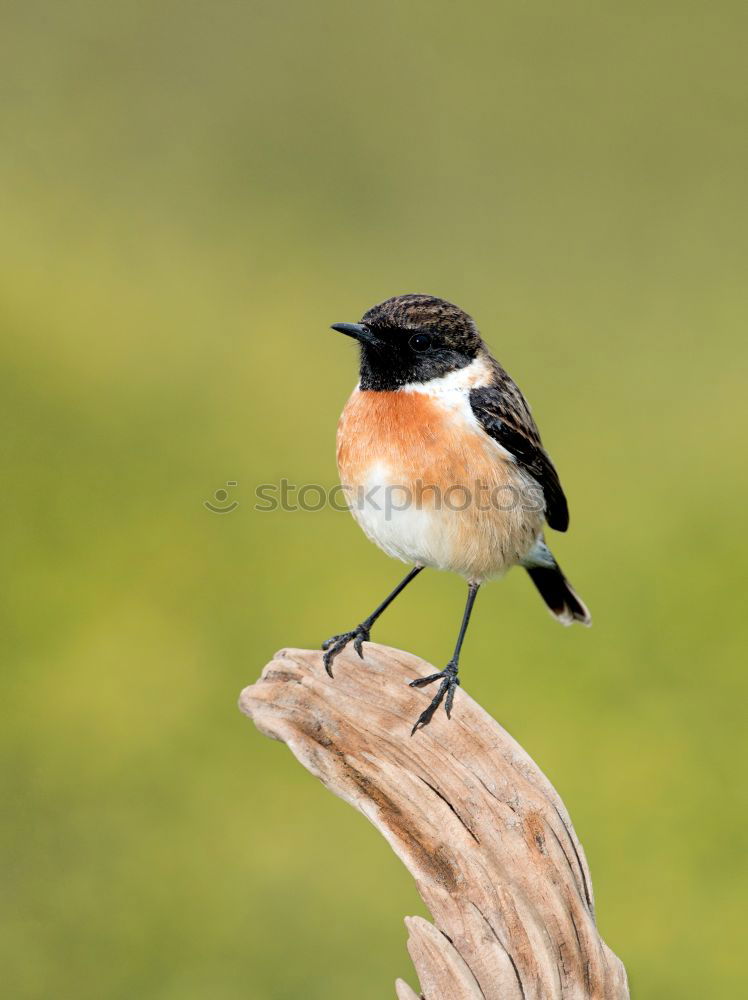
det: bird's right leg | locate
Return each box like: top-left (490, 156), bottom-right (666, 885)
top-left (409, 581), bottom-right (480, 733)
top-left (322, 565), bottom-right (424, 676)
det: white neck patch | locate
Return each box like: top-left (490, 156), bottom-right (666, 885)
top-left (400, 354), bottom-right (493, 396)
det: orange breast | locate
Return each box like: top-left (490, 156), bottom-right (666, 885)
top-left (337, 389), bottom-right (502, 490)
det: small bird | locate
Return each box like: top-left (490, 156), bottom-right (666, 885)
top-left (323, 294), bottom-right (590, 733)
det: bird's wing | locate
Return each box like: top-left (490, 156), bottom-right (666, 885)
top-left (469, 362), bottom-right (570, 531)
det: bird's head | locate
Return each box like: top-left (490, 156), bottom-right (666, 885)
top-left (332, 294), bottom-right (484, 391)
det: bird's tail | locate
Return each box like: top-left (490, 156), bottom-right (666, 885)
top-left (522, 540), bottom-right (591, 626)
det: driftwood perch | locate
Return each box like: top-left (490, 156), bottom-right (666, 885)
top-left (240, 643), bottom-right (629, 999)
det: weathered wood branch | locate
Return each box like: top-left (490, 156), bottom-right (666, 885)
top-left (240, 643), bottom-right (629, 999)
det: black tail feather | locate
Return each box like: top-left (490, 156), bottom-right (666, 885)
top-left (526, 565), bottom-right (591, 626)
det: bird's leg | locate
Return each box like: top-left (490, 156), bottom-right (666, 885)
top-left (410, 582), bottom-right (480, 734)
top-left (322, 566), bottom-right (424, 676)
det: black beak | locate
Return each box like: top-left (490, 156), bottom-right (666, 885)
top-left (331, 322), bottom-right (381, 345)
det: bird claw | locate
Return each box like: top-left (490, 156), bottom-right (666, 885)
top-left (321, 624), bottom-right (371, 677)
top-left (409, 662), bottom-right (460, 734)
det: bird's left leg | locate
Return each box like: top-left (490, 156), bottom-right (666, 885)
top-left (322, 566), bottom-right (424, 676)
top-left (409, 581), bottom-right (480, 734)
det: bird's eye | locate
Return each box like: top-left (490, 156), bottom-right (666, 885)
top-left (409, 333), bottom-right (432, 352)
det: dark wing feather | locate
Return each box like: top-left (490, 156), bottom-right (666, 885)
top-left (469, 362), bottom-right (569, 532)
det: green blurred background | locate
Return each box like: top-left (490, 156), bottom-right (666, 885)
top-left (2, 2), bottom-right (746, 997)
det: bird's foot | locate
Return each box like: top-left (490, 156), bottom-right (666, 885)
top-left (409, 661), bottom-right (460, 734)
top-left (321, 623), bottom-right (371, 677)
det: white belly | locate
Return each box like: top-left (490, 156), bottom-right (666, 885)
top-left (348, 457), bottom-right (541, 581)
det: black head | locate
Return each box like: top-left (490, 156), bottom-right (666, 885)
top-left (332, 294), bottom-right (483, 391)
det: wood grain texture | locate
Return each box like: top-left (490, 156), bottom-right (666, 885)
top-left (239, 643), bottom-right (629, 1000)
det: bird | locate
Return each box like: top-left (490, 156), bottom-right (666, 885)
top-left (322, 294), bottom-right (590, 733)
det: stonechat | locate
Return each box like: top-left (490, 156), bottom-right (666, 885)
top-left (322, 294), bottom-right (590, 733)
